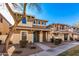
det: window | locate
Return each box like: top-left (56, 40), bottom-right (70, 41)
top-left (42, 22), bottom-right (46, 25)
top-left (38, 21), bottom-right (40, 24)
top-left (62, 26), bottom-right (64, 30)
top-left (42, 22), bottom-right (44, 25)
top-left (22, 32), bottom-right (27, 41)
top-left (0, 18), bottom-right (3, 23)
top-left (33, 20), bottom-right (36, 24)
top-left (22, 17), bottom-right (26, 24)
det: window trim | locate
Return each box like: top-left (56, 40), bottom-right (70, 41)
top-left (20, 31), bottom-right (28, 41)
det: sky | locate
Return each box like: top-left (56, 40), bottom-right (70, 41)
top-left (0, 3), bottom-right (79, 26)
top-left (27, 3), bottom-right (79, 26)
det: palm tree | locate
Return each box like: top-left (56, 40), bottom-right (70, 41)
top-left (3, 3), bottom-right (41, 54)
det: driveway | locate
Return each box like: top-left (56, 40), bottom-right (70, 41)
top-left (30, 41), bottom-right (79, 56)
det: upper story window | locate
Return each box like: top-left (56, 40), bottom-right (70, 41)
top-left (0, 18), bottom-right (3, 23)
top-left (62, 26), bottom-right (64, 30)
top-left (38, 21), bottom-right (40, 24)
top-left (33, 20), bottom-right (36, 24)
top-left (22, 17), bottom-right (26, 24)
top-left (42, 22), bottom-right (46, 25)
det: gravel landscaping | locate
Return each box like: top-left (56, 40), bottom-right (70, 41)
top-left (12, 43), bottom-right (43, 56)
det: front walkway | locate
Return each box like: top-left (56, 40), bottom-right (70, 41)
top-left (30, 41), bottom-right (79, 56)
top-left (35, 43), bottom-right (51, 50)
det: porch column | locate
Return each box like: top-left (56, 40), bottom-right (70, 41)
top-left (46, 32), bottom-right (48, 41)
top-left (68, 33), bottom-right (71, 41)
top-left (48, 32), bottom-right (51, 42)
top-left (28, 31), bottom-right (33, 43)
top-left (39, 31), bottom-right (43, 42)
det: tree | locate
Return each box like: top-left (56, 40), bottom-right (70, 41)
top-left (3, 3), bottom-right (41, 54)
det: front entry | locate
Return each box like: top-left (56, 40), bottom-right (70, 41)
top-left (64, 34), bottom-right (68, 41)
top-left (43, 32), bottom-right (47, 42)
top-left (33, 31), bottom-right (40, 42)
top-left (21, 31), bottom-right (27, 41)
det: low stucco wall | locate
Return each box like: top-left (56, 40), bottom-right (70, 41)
top-left (0, 35), bottom-right (7, 43)
top-left (10, 34), bottom-right (20, 44)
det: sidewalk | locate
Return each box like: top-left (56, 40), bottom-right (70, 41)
top-left (30, 42), bottom-right (79, 56)
top-left (35, 43), bottom-right (51, 50)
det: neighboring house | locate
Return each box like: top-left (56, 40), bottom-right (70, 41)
top-left (10, 13), bottom-right (50, 44)
top-left (47, 23), bottom-right (79, 41)
top-left (0, 13), bottom-right (11, 35)
top-left (0, 13), bottom-right (12, 43)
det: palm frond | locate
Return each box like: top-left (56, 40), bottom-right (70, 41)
top-left (28, 3), bottom-right (42, 12)
top-left (12, 3), bottom-right (23, 11)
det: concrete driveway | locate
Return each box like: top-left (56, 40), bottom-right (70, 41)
top-left (30, 41), bottom-right (79, 56)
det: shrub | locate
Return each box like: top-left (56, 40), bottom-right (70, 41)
top-left (20, 40), bottom-right (28, 48)
top-left (75, 39), bottom-right (79, 41)
top-left (54, 39), bottom-right (62, 45)
top-left (70, 37), bottom-right (73, 41)
top-left (50, 37), bottom-right (54, 43)
top-left (0, 40), bottom-right (2, 45)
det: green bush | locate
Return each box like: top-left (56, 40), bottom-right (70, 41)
top-left (54, 39), bottom-right (62, 45)
top-left (0, 40), bottom-right (2, 45)
top-left (20, 40), bottom-right (28, 48)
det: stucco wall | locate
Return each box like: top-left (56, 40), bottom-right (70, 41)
top-left (28, 31), bottom-right (33, 43)
top-left (10, 34), bottom-right (20, 44)
top-left (0, 18), bottom-right (10, 35)
top-left (0, 35), bottom-right (7, 43)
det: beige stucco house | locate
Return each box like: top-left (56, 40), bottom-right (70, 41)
top-left (10, 13), bottom-right (51, 44)
top-left (0, 13), bottom-right (12, 43)
top-left (0, 13), bottom-right (79, 44)
top-left (0, 13), bottom-right (11, 35)
top-left (47, 24), bottom-right (79, 41)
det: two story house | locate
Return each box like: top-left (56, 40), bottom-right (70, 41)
top-left (0, 13), bottom-right (12, 43)
top-left (47, 23), bottom-right (79, 41)
top-left (10, 13), bottom-right (51, 44)
top-left (0, 13), bottom-right (11, 35)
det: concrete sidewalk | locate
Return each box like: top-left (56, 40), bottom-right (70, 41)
top-left (30, 42), bottom-right (79, 56)
top-left (35, 43), bottom-right (51, 50)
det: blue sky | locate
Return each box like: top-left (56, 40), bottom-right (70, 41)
top-left (27, 3), bottom-right (79, 26)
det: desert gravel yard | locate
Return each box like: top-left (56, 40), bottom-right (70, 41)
top-left (12, 43), bottom-right (43, 56)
